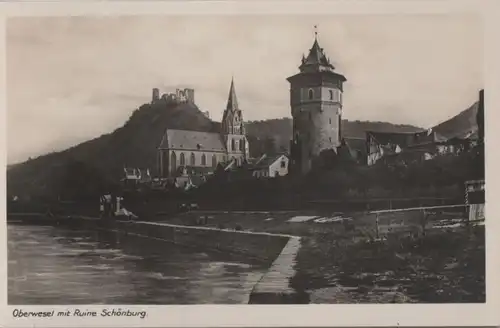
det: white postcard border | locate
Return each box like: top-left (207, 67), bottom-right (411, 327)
top-left (0, 0), bottom-right (499, 327)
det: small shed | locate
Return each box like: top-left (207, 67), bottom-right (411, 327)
top-left (465, 179), bottom-right (485, 222)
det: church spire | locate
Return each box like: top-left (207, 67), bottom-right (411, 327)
top-left (226, 76), bottom-right (239, 111)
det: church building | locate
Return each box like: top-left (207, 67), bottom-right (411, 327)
top-left (157, 78), bottom-right (249, 178)
top-left (288, 31), bottom-right (347, 175)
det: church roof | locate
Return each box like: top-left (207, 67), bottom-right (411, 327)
top-left (158, 129), bottom-right (226, 152)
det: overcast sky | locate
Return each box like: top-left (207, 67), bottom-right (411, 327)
top-left (6, 14), bottom-right (483, 164)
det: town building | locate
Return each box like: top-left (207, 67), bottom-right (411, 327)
top-left (250, 154), bottom-right (289, 178)
top-left (287, 31), bottom-right (347, 175)
top-left (213, 154), bottom-right (290, 181)
top-left (365, 88), bottom-right (484, 166)
top-left (156, 78), bottom-right (249, 178)
top-left (122, 167), bottom-right (152, 186)
top-left (366, 130), bottom-right (445, 166)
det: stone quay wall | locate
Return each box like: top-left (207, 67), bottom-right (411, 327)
top-left (108, 220), bottom-right (291, 264)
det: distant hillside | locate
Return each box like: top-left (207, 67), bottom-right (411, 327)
top-left (7, 101), bottom-right (425, 199)
top-left (7, 101), bottom-right (217, 198)
top-left (432, 101), bottom-right (479, 139)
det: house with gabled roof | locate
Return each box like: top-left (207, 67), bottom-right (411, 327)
top-left (249, 154), bottom-right (289, 178)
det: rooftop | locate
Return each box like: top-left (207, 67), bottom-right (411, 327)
top-left (158, 129), bottom-right (226, 152)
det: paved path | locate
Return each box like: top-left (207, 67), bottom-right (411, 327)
top-left (251, 236), bottom-right (301, 294)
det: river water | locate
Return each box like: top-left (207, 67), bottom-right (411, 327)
top-left (8, 224), bottom-right (267, 305)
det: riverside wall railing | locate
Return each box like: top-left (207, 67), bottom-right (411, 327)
top-left (363, 204), bottom-right (484, 239)
top-left (307, 197), bottom-right (463, 213)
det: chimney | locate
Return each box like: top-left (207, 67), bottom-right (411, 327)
top-left (204, 111), bottom-right (210, 119)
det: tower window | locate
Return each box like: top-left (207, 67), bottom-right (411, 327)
top-left (231, 139), bottom-right (236, 151)
top-left (212, 154), bottom-right (217, 167)
top-left (180, 153), bottom-right (185, 166)
top-left (201, 154), bottom-right (206, 166)
top-left (329, 118), bottom-right (332, 124)
top-left (190, 153), bottom-right (195, 166)
top-left (329, 90), bottom-right (334, 100)
top-left (308, 89), bottom-right (314, 100)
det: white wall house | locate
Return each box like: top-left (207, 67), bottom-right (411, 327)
top-left (251, 154), bottom-right (289, 178)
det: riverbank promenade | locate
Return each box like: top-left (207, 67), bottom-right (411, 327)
top-left (8, 206), bottom-right (485, 304)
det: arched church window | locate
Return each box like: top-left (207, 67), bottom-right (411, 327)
top-left (329, 90), bottom-right (334, 100)
top-left (212, 154), bottom-right (217, 167)
top-left (231, 139), bottom-right (236, 151)
top-left (170, 152), bottom-right (177, 173)
top-left (180, 153), bottom-right (185, 166)
top-left (201, 154), bottom-right (206, 166)
top-left (190, 153), bottom-right (195, 166)
top-left (308, 89), bottom-right (314, 100)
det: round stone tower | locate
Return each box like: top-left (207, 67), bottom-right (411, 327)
top-left (287, 31), bottom-right (347, 175)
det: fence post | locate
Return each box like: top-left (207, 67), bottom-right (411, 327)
top-left (375, 213), bottom-right (380, 240)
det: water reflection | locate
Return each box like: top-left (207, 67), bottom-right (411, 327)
top-left (8, 224), bottom-right (266, 304)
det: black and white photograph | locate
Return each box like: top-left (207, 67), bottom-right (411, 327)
top-left (1, 1), bottom-right (495, 325)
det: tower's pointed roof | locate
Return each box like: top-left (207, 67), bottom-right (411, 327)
top-left (225, 77), bottom-right (239, 111)
top-left (300, 34), bottom-right (335, 72)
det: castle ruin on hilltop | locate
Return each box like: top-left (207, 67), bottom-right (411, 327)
top-left (151, 87), bottom-right (195, 105)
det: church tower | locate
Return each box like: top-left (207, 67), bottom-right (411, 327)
top-left (221, 78), bottom-right (249, 164)
top-left (287, 30), bottom-right (347, 175)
